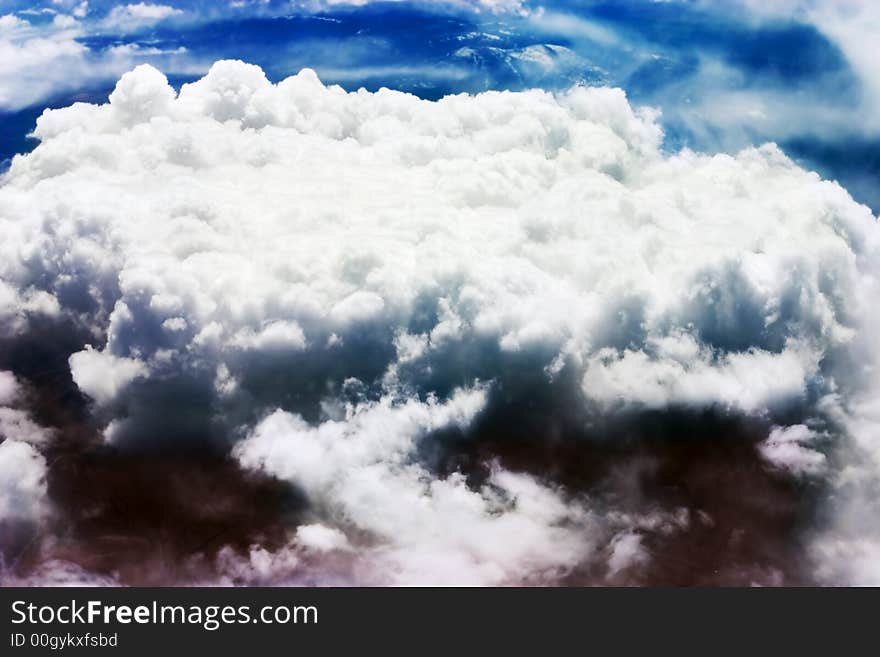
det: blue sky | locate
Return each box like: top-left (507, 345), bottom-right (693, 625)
top-left (1, 0), bottom-right (878, 209)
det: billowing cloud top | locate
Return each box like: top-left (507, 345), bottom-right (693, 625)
top-left (1, 60), bottom-right (879, 585)
top-left (2, 1), bottom-right (880, 214)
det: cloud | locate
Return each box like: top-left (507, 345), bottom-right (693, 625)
top-left (0, 8), bottom-right (200, 111)
top-left (759, 424), bottom-right (827, 476)
top-left (291, 0), bottom-right (527, 14)
top-left (582, 335), bottom-right (821, 413)
top-left (527, 8), bottom-right (622, 46)
top-left (234, 388), bottom-right (601, 585)
top-left (0, 371), bottom-right (50, 526)
top-left (683, 0), bottom-right (880, 137)
top-left (295, 523), bottom-right (352, 552)
top-left (795, 2), bottom-right (880, 133)
top-left (0, 14), bottom-right (30, 32)
top-left (69, 347), bottom-right (149, 406)
top-left (2, 60), bottom-right (879, 583)
top-left (606, 530), bottom-right (647, 576)
top-left (0, 26), bottom-right (89, 110)
top-left (0, 370), bottom-right (18, 405)
top-left (0, 439), bottom-right (48, 523)
top-left (102, 3), bottom-right (184, 32)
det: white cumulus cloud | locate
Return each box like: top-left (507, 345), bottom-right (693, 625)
top-left (0, 371), bottom-right (51, 526)
top-left (102, 3), bottom-right (183, 32)
top-left (2, 60), bottom-right (879, 583)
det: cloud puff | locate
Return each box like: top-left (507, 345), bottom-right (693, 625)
top-left (69, 347), bottom-right (148, 405)
top-left (759, 424), bottom-right (826, 477)
top-left (2, 60), bottom-right (879, 583)
top-left (0, 439), bottom-right (48, 523)
top-left (235, 387), bottom-right (602, 584)
top-left (727, 0), bottom-right (880, 127)
top-left (0, 18), bottom-right (88, 109)
top-left (295, 523), bottom-right (352, 553)
top-left (0, 14), bottom-right (30, 32)
top-left (102, 3), bottom-right (183, 32)
top-left (0, 371), bottom-right (50, 525)
top-left (0, 6), bottom-right (201, 111)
